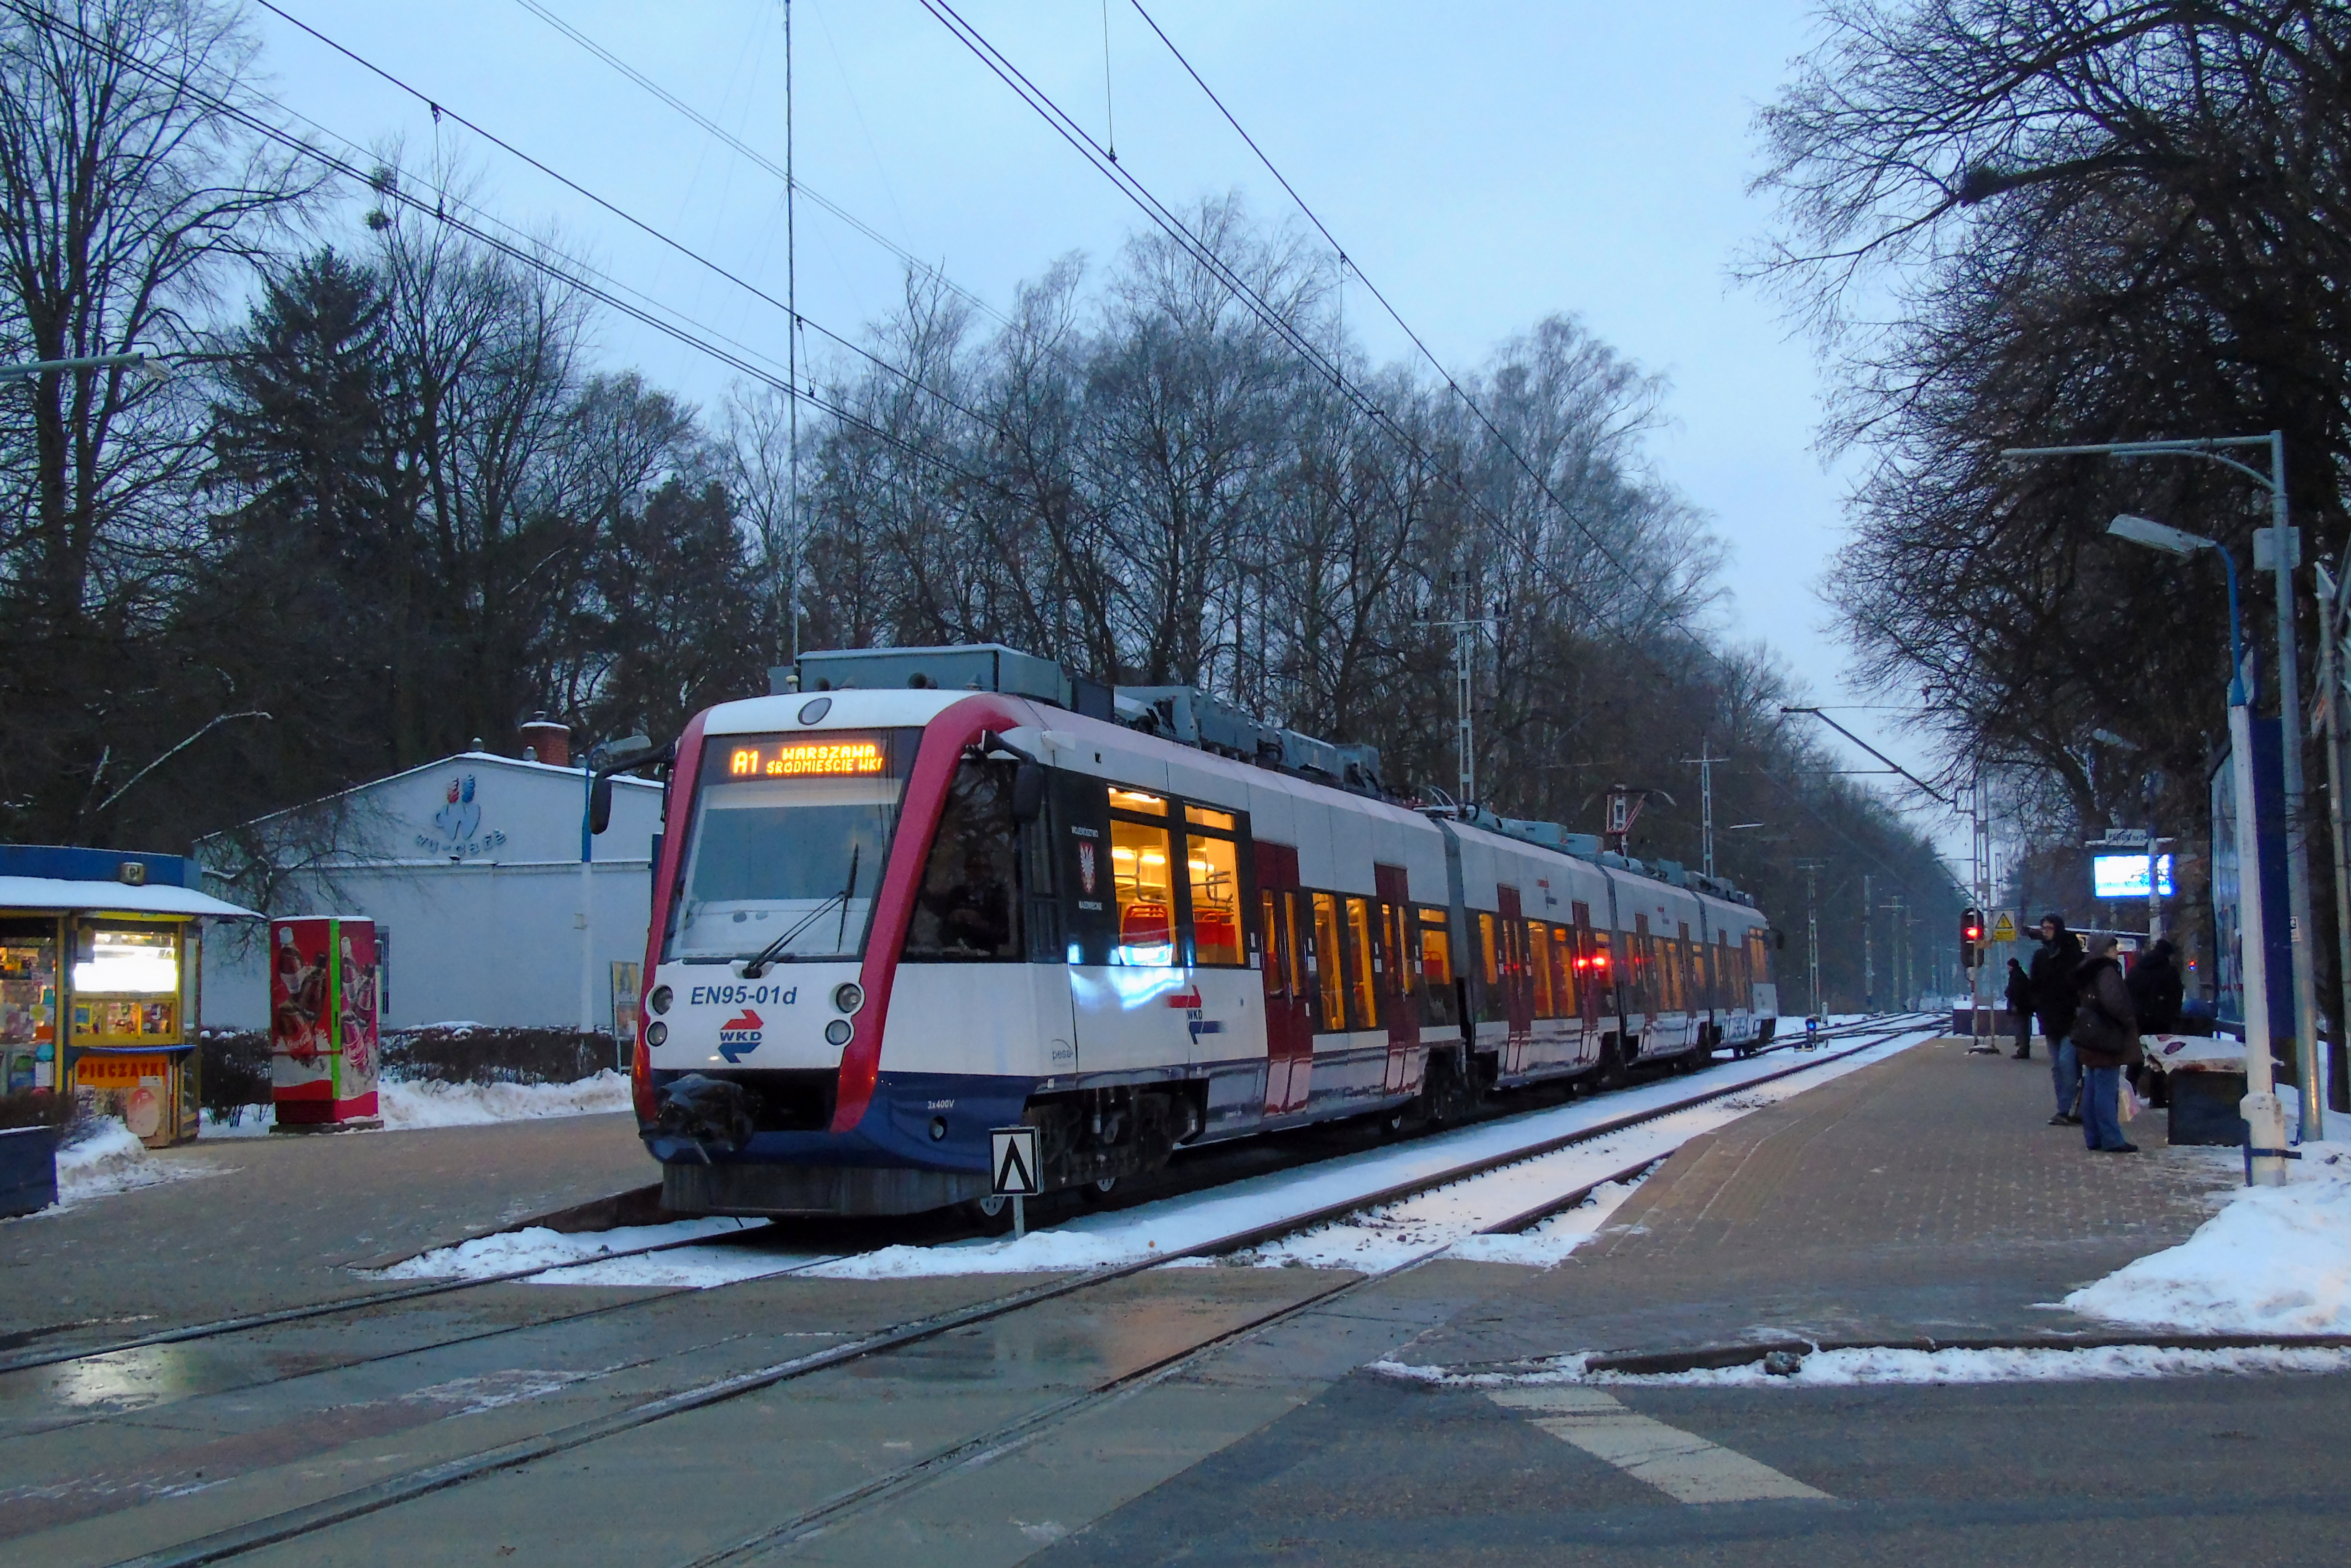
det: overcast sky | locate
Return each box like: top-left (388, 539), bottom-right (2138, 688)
top-left (247, 0), bottom-right (1959, 853)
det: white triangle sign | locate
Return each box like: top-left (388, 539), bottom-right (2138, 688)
top-left (990, 1126), bottom-right (1041, 1197)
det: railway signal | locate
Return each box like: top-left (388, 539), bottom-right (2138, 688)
top-left (1959, 907), bottom-right (1984, 970)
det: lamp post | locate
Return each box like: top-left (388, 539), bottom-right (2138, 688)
top-left (2105, 513), bottom-right (2289, 1184)
top-left (2007, 433), bottom-right (2324, 1146)
top-left (0, 352), bottom-right (167, 381)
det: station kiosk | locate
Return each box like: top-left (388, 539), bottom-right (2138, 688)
top-left (0, 845), bottom-right (261, 1146)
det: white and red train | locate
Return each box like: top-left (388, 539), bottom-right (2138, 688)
top-left (622, 646), bottom-right (1779, 1217)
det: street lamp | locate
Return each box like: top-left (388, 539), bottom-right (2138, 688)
top-left (2104, 513), bottom-right (2290, 1184)
top-left (2007, 430), bottom-right (2325, 1148)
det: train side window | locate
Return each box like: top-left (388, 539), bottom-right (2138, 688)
top-left (1110, 817), bottom-right (1175, 965)
top-left (904, 761), bottom-right (1023, 961)
top-left (1550, 924), bottom-right (1576, 1018)
top-left (1387, 902), bottom-right (1417, 1002)
top-left (1528, 922), bottom-right (1555, 1019)
top-left (1283, 892), bottom-right (1306, 995)
top-left (1345, 896), bottom-right (1381, 1031)
top-left (1184, 832), bottom-right (1244, 965)
top-left (1477, 912), bottom-right (1505, 1022)
top-left (1259, 891), bottom-right (1286, 993)
top-left (1311, 893), bottom-right (1347, 1031)
top-left (1417, 907), bottom-right (1458, 1026)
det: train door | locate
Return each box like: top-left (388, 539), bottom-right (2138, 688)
top-left (1497, 885), bottom-right (1533, 1072)
top-left (1374, 865), bottom-right (1421, 1094)
top-left (1255, 842), bottom-right (1311, 1115)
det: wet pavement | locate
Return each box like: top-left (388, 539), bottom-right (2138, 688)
top-left (3, 1037), bottom-right (2337, 1568)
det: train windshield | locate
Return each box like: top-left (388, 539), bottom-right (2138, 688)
top-left (667, 730), bottom-right (913, 963)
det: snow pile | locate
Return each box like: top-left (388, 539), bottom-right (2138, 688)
top-left (1373, 1343), bottom-right (2351, 1388)
top-left (50, 1119), bottom-right (210, 1207)
top-left (2063, 1142), bottom-right (2351, 1334)
top-left (376, 1070), bottom-right (634, 1130)
top-left (376, 1214), bottom-right (780, 1286)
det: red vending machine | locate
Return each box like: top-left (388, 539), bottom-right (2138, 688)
top-left (270, 916), bottom-right (381, 1130)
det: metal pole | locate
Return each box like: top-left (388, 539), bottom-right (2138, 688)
top-left (2320, 558), bottom-right (2351, 1128)
top-left (0, 351), bottom-right (157, 380)
top-left (1457, 615), bottom-right (1475, 808)
top-left (579, 749), bottom-right (596, 1042)
top-left (2265, 433), bottom-right (2325, 1139)
top-left (784, 0), bottom-right (803, 666)
top-left (1862, 873), bottom-right (1874, 1012)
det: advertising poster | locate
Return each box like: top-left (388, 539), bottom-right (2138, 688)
top-left (271, 916), bottom-right (381, 1125)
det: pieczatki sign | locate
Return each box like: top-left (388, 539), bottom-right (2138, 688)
top-left (270, 916), bottom-right (382, 1127)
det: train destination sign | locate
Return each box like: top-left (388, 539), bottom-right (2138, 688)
top-left (725, 737), bottom-right (886, 779)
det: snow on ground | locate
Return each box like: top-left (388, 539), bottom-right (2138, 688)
top-left (669, 1027), bottom-right (1937, 1286)
top-left (200, 1070), bottom-right (635, 1138)
top-left (374, 1214), bottom-right (790, 1287)
top-left (2062, 1141), bottom-right (2351, 1335)
top-left (1374, 1343), bottom-right (2351, 1389)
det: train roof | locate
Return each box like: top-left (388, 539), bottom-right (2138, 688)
top-left (702, 647), bottom-right (1766, 917)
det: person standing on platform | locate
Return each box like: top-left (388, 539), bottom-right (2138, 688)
top-left (2031, 913), bottom-right (2085, 1125)
top-left (2070, 933), bottom-right (2142, 1153)
top-left (2127, 938), bottom-right (2185, 1036)
top-left (2004, 958), bottom-right (2035, 1058)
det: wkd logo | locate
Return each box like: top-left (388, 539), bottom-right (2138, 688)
top-left (717, 1009), bottom-right (764, 1063)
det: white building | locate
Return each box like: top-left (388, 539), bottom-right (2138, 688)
top-left (199, 746), bottom-right (664, 1032)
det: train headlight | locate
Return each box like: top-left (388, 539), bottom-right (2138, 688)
top-left (648, 985), bottom-right (673, 1015)
top-left (832, 982), bottom-right (864, 1014)
top-left (646, 1021), bottom-right (668, 1047)
top-left (825, 1018), bottom-right (853, 1047)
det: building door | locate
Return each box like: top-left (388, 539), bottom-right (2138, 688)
top-left (1254, 841), bottom-right (1311, 1114)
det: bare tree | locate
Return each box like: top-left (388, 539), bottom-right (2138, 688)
top-left (0, 0), bottom-right (317, 843)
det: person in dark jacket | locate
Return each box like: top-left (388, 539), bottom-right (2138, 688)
top-left (2030, 914), bottom-right (2085, 1122)
top-left (2126, 938), bottom-right (2185, 1036)
top-left (2070, 934), bottom-right (2142, 1152)
top-left (2004, 959), bottom-right (2035, 1058)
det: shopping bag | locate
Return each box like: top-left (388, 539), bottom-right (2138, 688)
top-left (2119, 1081), bottom-right (2144, 1122)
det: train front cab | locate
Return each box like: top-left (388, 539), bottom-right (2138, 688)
top-left (638, 691), bottom-right (1473, 1216)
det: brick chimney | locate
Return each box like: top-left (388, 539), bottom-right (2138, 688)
top-left (518, 713), bottom-right (571, 766)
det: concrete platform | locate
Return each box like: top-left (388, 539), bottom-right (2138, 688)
top-left (0, 1113), bottom-right (652, 1348)
top-left (1400, 1035), bottom-right (2233, 1369)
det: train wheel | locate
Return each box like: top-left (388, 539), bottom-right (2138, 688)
top-left (1082, 1176), bottom-right (1120, 1203)
top-left (966, 1193), bottom-right (1013, 1234)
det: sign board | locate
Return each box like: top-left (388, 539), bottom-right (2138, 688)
top-left (2087, 829), bottom-right (2151, 849)
top-left (1989, 911), bottom-right (2017, 943)
top-left (990, 1125), bottom-right (1042, 1198)
top-left (2093, 853), bottom-right (2175, 899)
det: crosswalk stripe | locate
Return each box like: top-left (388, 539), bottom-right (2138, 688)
top-left (1488, 1386), bottom-right (1831, 1504)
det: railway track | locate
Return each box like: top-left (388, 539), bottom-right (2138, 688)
top-left (83, 1016), bottom-right (1937, 1568)
top-left (3, 1013), bottom-right (1919, 1384)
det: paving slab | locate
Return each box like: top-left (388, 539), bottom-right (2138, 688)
top-left (0, 1113), bottom-right (653, 1343)
top-left (1401, 1036), bottom-right (2236, 1368)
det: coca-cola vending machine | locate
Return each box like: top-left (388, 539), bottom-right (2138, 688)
top-left (270, 916), bottom-right (381, 1130)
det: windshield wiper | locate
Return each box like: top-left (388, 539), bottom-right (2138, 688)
top-left (740, 843), bottom-right (862, 977)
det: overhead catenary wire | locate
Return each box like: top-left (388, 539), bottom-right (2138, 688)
top-left (918, 0), bottom-right (1962, 905)
top-left (7, 0), bottom-right (1036, 526)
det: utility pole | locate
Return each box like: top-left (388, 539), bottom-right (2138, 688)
top-left (1797, 859), bottom-right (1828, 1018)
top-left (1681, 743), bottom-right (1726, 879)
top-left (1431, 589), bottom-right (1496, 811)
top-left (1863, 873), bottom-right (1875, 1012)
top-left (1972, 774), bottom-right (1994, 1041)
top-left (784, 0), bottom-right (804, 666)
top-left (1880, 892), bottom-right (1907, 1013)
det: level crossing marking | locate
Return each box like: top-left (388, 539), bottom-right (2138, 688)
top-left (1488, 1387), bottom-right (1831, 1503)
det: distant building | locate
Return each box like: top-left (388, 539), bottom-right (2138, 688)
top-left (197, 733), bottom-right (663, 1032)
